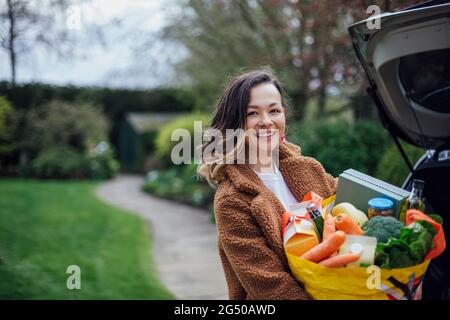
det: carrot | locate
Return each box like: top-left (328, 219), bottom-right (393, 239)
top-left (323, 213), bottom-right (338, 257)
top-left (301, 231), bottom-right (346, 263)
top-left (322, 213), bottom-right (336, 241)
top-left (318, 253), bottom-right (361, 268)
top-left (334, 214), bottom-right (363, 235)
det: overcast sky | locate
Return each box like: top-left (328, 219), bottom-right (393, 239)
top-left (0, 0), bottom-right (182, 89)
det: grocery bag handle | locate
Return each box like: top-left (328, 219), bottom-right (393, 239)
top-left (406, 209), bottom-right (446, 260)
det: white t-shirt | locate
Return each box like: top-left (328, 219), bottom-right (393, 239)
top-left (254, 162), bottom-right (299, 211)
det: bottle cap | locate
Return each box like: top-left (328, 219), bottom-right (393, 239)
top-left (368, 198), bottom-right (394, 210)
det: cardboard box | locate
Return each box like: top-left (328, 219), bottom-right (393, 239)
top-left (283, 217), bottom-right (319, 257)
top-left (335, 169), bottom-right (410, 218)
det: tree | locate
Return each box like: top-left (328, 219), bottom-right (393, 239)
top-left (162, 0), bottom-right (316, 120)
top-left (0, 0), bottom-right (84, 85)
top-left (160, 0), bottom-right (424, 121)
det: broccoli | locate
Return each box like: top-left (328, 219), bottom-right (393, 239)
top-left (374, 220), bottom-right (436, 269)
top-left (362, 216), bottom-right (405, 244)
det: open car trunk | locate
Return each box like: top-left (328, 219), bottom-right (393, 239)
top-left (348, 0), bottom-right (450, 299)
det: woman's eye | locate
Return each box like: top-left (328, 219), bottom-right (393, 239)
top-left (270, 109), bottom-right (281, 113)
top-left (247, 111), bottom-right (257, 116)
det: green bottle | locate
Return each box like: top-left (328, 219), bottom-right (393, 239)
top-left (399, 179), bottom-right (426, 223)
top-left (306, 203), bottom-right (324, 241)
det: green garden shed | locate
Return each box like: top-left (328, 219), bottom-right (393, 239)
top-left (118, 112), bottom-right (187, 172)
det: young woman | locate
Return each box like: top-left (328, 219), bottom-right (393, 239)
top-left (197, 68), bottom-right (338, 300)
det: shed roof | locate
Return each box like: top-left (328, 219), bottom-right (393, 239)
top-left (126, 112), bottom-right (188, 133)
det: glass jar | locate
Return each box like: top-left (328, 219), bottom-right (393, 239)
top-left (368, 198), bottom-right (394, 219)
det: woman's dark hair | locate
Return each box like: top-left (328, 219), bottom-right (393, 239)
top-left (211, 67), bottom-right (287, 131)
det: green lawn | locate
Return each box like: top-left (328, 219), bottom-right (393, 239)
top-left (0, 179), bottom-right (175, 299)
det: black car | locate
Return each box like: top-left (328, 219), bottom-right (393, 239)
top-left (348, 0), bottom-right (450, 299)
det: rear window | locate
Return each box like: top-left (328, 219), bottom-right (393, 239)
top-left (399, 48), bottom-right (450, 113)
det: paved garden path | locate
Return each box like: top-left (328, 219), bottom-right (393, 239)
top-left (96, 174), bottom-right (228, 300)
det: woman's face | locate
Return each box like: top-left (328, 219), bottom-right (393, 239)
top-left (245, 82), bottom-right (286, 159)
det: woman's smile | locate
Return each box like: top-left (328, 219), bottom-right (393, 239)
top-left (256, 129), bottom-right (277, 139)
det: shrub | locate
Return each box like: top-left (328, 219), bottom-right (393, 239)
top-left (22, 100), bottom-right (109, 154)
top-left (142, 164), bottom-right (214, 210)
top-left (0, 95), bottom-right (14, 141)
top-left (0, 95), bottom-right (18, 159)
top-left (27, 145), bottom-right (90, 179)
top-left (154, 113), bottom-right (210, 165)
top-left (88, 142), bottom-right (120, 180)
top-left (141, 130), bottom-right (158, 154)
top-left (0, 82), bottom-right (198, 173)
top-left (0, 82), bottom-right (196, 115)
top-left (288, 118), bottom-right (391, 177)
top-left (22, 142), bottom-right (120, 180)
top-left (375, 142), bottom-right (425, 187)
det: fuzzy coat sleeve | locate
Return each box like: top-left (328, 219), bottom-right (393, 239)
top-left (215, 194), bottom-right (310, 300)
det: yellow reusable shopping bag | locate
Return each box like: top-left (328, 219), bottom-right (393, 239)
top-left (283, 195), bottom-right (442, 300)
top-left (286, 252), bottom-right (430, 300)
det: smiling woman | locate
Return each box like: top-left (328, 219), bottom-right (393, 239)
top-left (245, 83), bottom-right (286, 173)
top-left (197, 68), bottom-right (338, 300)
top-left (197, 68), bottom-right (290, 186)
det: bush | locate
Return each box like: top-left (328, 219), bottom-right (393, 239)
top-left (0, 82), bottom-right (196, 115)
top-left (154, 113), bottom-right (210, 165)
top-left (0, 82), bottom-right (198, 173)
top-left (22, 142), bottom-right (120, 180)
top-left (141, 129), bottom-right (158, 154)
top-left (22, 100), bottom-right (109, 154)
top-left (14, 100), bottom-right (120, 180)
top-left (142, 164), bottom-right (215, 214)
top-left (0, 95), bottom-right (18, 159)
top-left (375, 142), bottom-right (425, 187)
top-left (289, 118), bottom-right (391, 177)
top-left (26, 145), bottom-right (90, 179)
top-left (0, 95), bottom-right (14, 141)
top-left (88, 142), bottom-right (120, 180)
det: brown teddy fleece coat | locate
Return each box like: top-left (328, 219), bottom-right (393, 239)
top-left (214, 141), bottom-right (338, 300)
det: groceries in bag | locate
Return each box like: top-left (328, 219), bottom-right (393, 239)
top-left (283, 214), bottom-right (319, 257)
top-left (399, 179), bottom-right (426, 223)
top-left (283, 187), bottom-right (446, 300)
top-left (338, 235), bottom-right (377, 267)
top-left (332, 202), bottom-right (368, 226)
top-left (335, 213), bottom-right (364, 235)
top-left (287, 191), bottom-right (327, 240)
top-left (335, 169), bottom-right (410, 219)
top-left (362, 215), bottom-right (404, 244)
top-left (368, 198), bottom-right (395, 219)
top-left (306, 203), bottom-right (324, 240)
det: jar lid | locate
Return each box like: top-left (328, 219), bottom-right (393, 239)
top-left (368, 198), bottom-right (394, 210)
